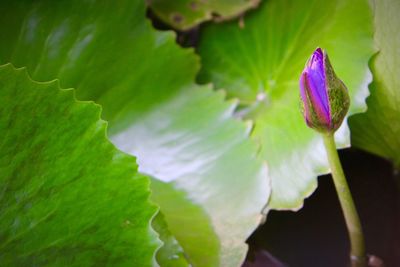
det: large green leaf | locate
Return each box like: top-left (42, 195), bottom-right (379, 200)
top-left (149, 0), bottom-right (260, 31)
top-left (349, 0), bottom-right (400, 167)
top-left (0, 1), bottom-right (270, 266)
top-left (0, 64), bottom-right (160, 266)
top-left (198, 0), bottom-right (374, 209)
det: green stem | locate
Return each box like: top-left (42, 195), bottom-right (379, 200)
top-left (322, 133), bottom-right (366, 267)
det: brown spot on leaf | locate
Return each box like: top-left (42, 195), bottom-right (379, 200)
top-left (189, 1), bottom-right (198, 10)
top-left (171, 13), bottom-right (184, 24)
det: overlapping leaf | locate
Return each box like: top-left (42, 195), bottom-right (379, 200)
top-left (0, 0), bottom-right (270, 266)
top-left (198, 0), bottom-right (374, 209)
top-left (349, 0), bottom-right (400, 167)
top-left (149, 0), bottom-right (260, 30)
top-left (0, 64), bottom-right (160, 266)
top-left (152, 212), bottom-right (190, 267)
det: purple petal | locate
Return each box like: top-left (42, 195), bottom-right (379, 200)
top-left (299, 71), bottom-right (312, 125)
top-left (303, 71), bottom-right (331, 126)
top-left (305, 48), bottom-right (331, 124)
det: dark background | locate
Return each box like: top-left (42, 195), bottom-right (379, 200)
top-left (246, 148), bottom-right (400, 267)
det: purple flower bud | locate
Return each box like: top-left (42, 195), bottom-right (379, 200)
top-left (299, 48), bottom-right (350, 133)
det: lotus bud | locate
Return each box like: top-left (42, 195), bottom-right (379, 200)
top-left (299, 48), bottom-right (350, 133)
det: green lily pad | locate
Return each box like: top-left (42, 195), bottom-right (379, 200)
top-left (349, 0), bottom-right (400, 168)
top-left (149, 0), bottom-right (260, 31)
top-left (198, 0), bottom-right (374, 209)
top-left (0, 64), bottom-right (160, 266)
top-left (0, 1), bottom-right (270, 266)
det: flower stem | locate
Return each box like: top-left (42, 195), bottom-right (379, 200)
top-left (322, 133), bottom-right (366, 267)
